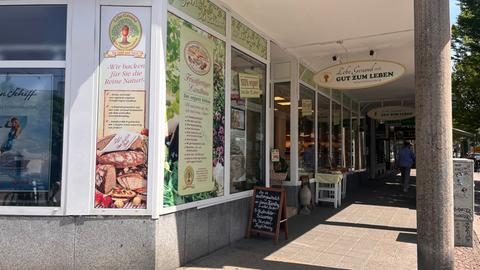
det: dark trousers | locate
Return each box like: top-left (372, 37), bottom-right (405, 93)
top-left (400, 166), bottom-right (411, 191)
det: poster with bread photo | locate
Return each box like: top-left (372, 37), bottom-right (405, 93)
top-left (95, 6), bottom-right (150, 209)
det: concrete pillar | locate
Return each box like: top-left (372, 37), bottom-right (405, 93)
top-left (414, 0), bottom-right (454, 269)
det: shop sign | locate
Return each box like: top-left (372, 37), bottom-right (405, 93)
top-left (385, 117), bottom-right (415, 127)
top-left (239, 73), bottom-right (261, 98)
top-left (95, 6), bottom-right (150, 209)
top-left (168, 0), bottom-right (226, 35)
top-left (301, 99), bottom-right (312, 116)
top-left (314, 60), bottom-right (406, 90)
top-left (232, 17), bottom-right (268, 59)
top-left (246, 187), bottom-right (288, 244)
top-left (367, 106), bottom-right (414, 121)
top-left (177, 22), bottom-right (215, 196)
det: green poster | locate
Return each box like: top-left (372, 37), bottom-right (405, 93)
top-left (169, 0), bottom-right (226, 35)
top-left (231, 17), bottom-right (267, 59)
top-left (178, 25), bottom-right (215, 196)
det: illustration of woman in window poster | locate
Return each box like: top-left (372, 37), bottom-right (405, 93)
top-left (1, 117), bottom-right (22, 153)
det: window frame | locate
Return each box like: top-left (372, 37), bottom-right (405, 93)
top-left (89, 2), bottom-right (155, 216)
top-left (0, 1), bottom-right (70, 216)
top-left (159, 2), bottom-right (271, 215)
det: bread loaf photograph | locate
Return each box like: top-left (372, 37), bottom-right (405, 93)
top-left (94, 130), bottom-right (148, 209)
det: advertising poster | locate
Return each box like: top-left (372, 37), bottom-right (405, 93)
top-left (95, 6), bottom-right (150, 209)
top-left (164, 13), bottom-right (225, 206)
top-left (0, 75), bottom-right (53, 192)
top-left (177, 24), bottom-right (215, 196)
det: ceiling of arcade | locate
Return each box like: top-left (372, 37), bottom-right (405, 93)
top-left (221, 0), bottom-right (415, 103)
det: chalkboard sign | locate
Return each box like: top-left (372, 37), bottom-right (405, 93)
top-left (246, 186), bottom-right (288, 243)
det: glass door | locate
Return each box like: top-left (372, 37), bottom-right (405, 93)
top-left (271, 82), bottom-right (291, 183)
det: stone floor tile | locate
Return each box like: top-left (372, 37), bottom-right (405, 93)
top-left (312, 253), bottom-right (344, 268)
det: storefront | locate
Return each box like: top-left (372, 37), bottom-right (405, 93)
top-left (270, 57), bottom-right (368, 208)
top-left (0, 0), bottom-right (369, 268)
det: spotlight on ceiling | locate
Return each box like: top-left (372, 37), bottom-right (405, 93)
top-left (369, 50), bottom-right (375, 56)
top-left (332, 55), bottom-right (337, 61)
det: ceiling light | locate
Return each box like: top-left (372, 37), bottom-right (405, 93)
top-left (274, 96), bottom-right (285, 101)
top-left (277, 102), bottom-right (291, 106)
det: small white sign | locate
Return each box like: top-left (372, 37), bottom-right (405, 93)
top-left (367, 106), bottom-right (414, 121)
top-left (301, 99), bottom-right (312, 116)
top-left (314, 60), bottom-right (405, 90)
top-left (239, 73), bottom-right (261, 98)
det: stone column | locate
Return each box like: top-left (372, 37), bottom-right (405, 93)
top-left (414, 0), bottom-right (454, 269)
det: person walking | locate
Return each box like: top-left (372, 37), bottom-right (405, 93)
top-left (397, 141), bottom-right (416, 192)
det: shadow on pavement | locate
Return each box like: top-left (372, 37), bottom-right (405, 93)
top-left (397, 232), bottom-right (417, 244)
top-left (183, 174), bottom-right (417, 269)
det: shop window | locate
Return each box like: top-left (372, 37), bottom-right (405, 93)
top-left (164, 13), bottom-right (226, 206)
top-left (343, 107), bottom-right (352, 169)
top-left (332, 102), bottom-right (342, 168)
top-left (298, 84), bottom-right (315, 177)
top-left (360, 117), bottom-right (367, 169)
top-left (272, 82), bottom-right (290, 182)
top-left (352, 111), bottom-right (359, 170)
top-left (0, 6), bottom-right (67, 60)
top-left (230, 48), bottom-right (266, 193)
top-left (95, 6), bottom-right (151, 209)
top-left (0, 5), bottom-right (66, 207)
top-left (317, 93), bottom-right (330, 171)
top-left (0, 69), bottom-right (64, 207)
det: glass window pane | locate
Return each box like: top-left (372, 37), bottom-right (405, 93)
top-left (332, 102), bottom-right (342, 168)
top-left (352, 111), bottom-right (359, 170)
top-left (0, 6), bottom-right (67, 60)
top-left (317, 94), bottom-right (330, 171)
top-left (272, 82), bottom-right (290, 182)
top-left (230, 48), bottom-right (266, 193)
top-left (343, 107), bottom-right (351, 169)
top-left (298, 85), bottom-right (315, 178)
top-left (360, 117), bottom-right (367, 169)
top-left (164, 13), bottom-right (226, 206)
top-left (0, 68), bottom-right (64, 206)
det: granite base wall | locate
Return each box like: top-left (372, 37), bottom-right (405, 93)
top-left (0, 197), bottom-right (250, 270)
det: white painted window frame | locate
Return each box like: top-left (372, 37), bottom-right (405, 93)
top-left (159, 0), bottom-right (271, 215)
top-left (0, 0), bottom-right (71, 216)
top-left (88, 0), bottom-right (157, 216)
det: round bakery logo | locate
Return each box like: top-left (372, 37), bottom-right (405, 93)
top-left (184, 166), bottom-right (195, 188)
top-left (184, 41), bottom-right (211, 75)
top-left (109, 12), bottom-right (142, 51)
top-left (322, 72), bottom-right (332, 83)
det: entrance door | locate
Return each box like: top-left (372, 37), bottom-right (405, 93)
top-left (271, 82), bottom-right (291, 184)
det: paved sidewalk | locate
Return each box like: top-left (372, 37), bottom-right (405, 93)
top-left (180, 175), bottom-right (418, 270)
top-left (179, 172), bottom-right (480, 270)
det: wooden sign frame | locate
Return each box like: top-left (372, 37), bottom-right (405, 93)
top-left (246, 186), bottom-right (289, 244)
